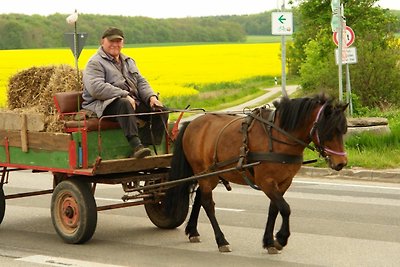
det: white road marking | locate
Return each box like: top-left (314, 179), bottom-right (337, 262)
top-left (96, 197), bottom-right (123, 202)
top-left (16, 255), bottom-right (125, 267)
top-left (215, 207), bottom-right (245, 212)
top-left (294, 179), bottom-right (400, 191)
top-left (286, 191), bottom-right (400, 206)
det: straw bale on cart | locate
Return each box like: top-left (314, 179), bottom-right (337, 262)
top-left (3, 65), bottom-right (82, 132)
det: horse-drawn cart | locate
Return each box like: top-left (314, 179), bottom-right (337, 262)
top-left (0, 91), bottom-right (350, 254)
top-left (0, 91), bottom-right (189, 244)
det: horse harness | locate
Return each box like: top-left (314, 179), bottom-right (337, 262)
top-left (209, 106), bottom-right (320, 190)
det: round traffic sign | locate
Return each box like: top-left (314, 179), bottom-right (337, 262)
top-left (333, 26), bottom-right (355, 47)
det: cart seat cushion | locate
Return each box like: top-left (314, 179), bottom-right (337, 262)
top-left (53, 91), bottom-right (120, 131)
top-left (53, 91), bottom-right (145, 132)
top-left (54, 91), bottom-right (84, 114)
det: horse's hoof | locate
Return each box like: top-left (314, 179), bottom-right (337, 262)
top-left (274, 240), bottom-right (284, 250)
top-left (189, 236), bottom-right (201, 243)
top-left (218, 245), bottom-right (232, 253)
top-left (267, 246), bottom-right (281, 254)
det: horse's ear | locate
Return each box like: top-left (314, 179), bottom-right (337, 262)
top-left (341, 103), bottom-right (349, 111)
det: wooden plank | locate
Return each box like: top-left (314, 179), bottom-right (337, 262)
top-left (0, 130), bottom-right (71, 151)
top-left (20, 114), bottom-right (28, 152)
top-left (93, 154), bottom-right (172, 175)
top-left (0, 111), bottom-right (45, 131)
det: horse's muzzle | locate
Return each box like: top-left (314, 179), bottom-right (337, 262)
top-left (328, 156), bottom-right (347, 171)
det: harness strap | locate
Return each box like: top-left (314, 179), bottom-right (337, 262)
top-left (209, 108), bottom-right (313, 191)
top-left (212, 116), bottom-right (243, 166)
top-left (249, 113), bottom-right (316, 151)
top-left (242, 171), bottom-right (260, 190)
top-left (247, 151), bottom-right (303, 164)
top-left (268, 111), bottom-right (275, 151)
top-left (210, 151), bottom-right (304, 169)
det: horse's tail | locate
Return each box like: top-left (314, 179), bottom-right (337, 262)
top-left (164, 121), bottom-right (196, 220)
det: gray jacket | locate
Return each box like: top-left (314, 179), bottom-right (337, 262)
top-left (82, 47), bottom-right (156, 117)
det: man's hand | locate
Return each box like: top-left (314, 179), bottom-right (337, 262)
top-left (126, 95), bottom-right (136, 110)
top-left (149, 95), bottom-right (164, 109)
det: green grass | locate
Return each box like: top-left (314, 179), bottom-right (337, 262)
top-left (246, 35), bottom-right (292, 43)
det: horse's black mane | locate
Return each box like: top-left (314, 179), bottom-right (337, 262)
top-left (272, 94), bottom-right (347, 141)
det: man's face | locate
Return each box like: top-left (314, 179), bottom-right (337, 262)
top-left (101, 38), bottom-right (124, 58)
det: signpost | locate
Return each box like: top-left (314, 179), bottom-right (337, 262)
top-left (331, 0), bottom-right (340, 32)
top-left (333, 26), bottom-right (355, 47)
top-left (335, 47), bottom-right (357, 65)
top-left (331, 2), bottom-right (356, 115)
top-left (272, 2), bottom-right (293, 98)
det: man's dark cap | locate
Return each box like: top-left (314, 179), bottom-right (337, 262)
top-left (102, 27), bottom-right (124, 40)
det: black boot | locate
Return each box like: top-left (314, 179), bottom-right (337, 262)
top-left (129, 136), bottom-right (151, 158)
top-left (132, 144), bottom-right (151, 158)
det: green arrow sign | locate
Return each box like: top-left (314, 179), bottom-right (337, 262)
top-left (272, 12), bottom-right (293, 35)
top-left (278, 15), bottom-right (286, 24)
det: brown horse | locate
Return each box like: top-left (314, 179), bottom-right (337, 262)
top-left (165, 94), bottom-right (348, 254)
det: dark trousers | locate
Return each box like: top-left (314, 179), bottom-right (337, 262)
top-left (103, 98), bottom-right (168, 146)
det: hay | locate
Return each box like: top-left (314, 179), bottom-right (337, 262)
top-left (7, 65), bottom-right (82, 132)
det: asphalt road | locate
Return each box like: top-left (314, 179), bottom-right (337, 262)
top-left (0, 171), bottom-right (399, 267)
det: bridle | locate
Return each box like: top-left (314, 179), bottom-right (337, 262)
top-left (309, 103), bottom-right (347, 158)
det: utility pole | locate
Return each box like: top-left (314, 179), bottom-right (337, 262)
top-left (280, 1), bottom-right (288, 98)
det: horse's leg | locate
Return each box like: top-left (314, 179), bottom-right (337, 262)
top-left (185, 187), bottom-right (201, 242)
top-left (274, 194), bottom-right (291, 249)
top-left (263, 201), bottom-right (280, 254)
top-left (263, 187), bottom-right (291, 254)
top-left (201, 190), bottom-right (231, 252)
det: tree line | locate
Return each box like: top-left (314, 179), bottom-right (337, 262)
top-left (1, 9), bottom-right (399, 50)
top-left (0, 12), bottom-right (277, 49)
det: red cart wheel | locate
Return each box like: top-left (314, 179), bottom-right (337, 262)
top-left (0, 188), bottom-right (5, 225)
top-left (51, 179), bottom-right (97, 244)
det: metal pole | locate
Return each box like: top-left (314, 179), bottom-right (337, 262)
top-left (345, 63), bottom-right (353, 115)
top-left (280, 1), bottom-right (288, 98)
top-left (337, 3), bottom-right (343, 102)
top-left (73, 16), bottom-right (80, 83)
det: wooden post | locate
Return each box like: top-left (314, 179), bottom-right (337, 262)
top-left (20, 114), bottom-right (28, 152)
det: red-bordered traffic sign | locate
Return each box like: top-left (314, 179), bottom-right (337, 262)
top-left (333, 26), bottom-right (355, 47)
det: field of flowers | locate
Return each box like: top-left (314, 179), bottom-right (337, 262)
top-left (0, 43), bottom-right (281, 107)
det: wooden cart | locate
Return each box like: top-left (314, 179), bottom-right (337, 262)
top-left (0, 91), bottom-right (189, 244)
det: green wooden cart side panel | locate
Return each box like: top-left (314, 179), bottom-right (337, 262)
top-left (0, 147), bottom-right (69, 168)
top-left (72, 129), bottom-right (131, 167)
top-left (72, 129), bottom-right (169, 167)
top-left (0, 127), bottom-right (169, 169)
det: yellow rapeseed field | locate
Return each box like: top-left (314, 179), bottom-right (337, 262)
top-left (0, 43), bottom-right (281, 107)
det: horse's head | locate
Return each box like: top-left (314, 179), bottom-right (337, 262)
top-left (274, 94), bottom-right (348, 171)
top-left (309, 97), bottom-right (348, 171)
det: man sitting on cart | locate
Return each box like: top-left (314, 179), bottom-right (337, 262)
top-left (82, 27), bottom-right (168, 158)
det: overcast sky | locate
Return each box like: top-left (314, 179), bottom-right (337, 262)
top-left (0, 0), bottom-right (398, 18)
